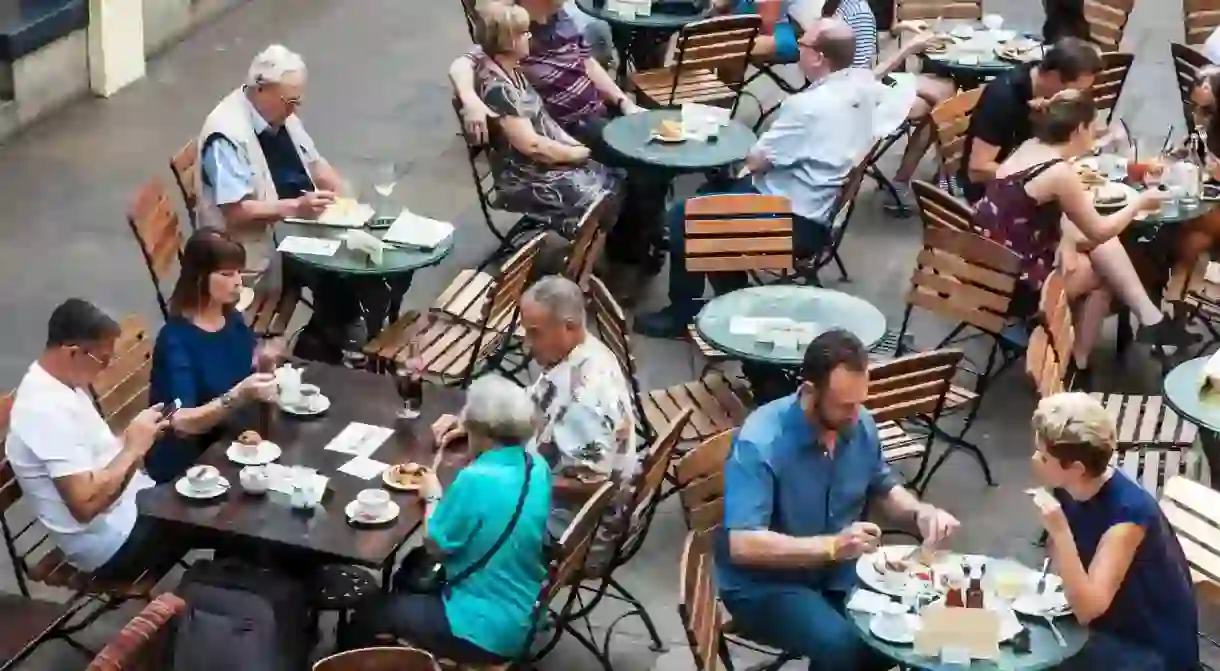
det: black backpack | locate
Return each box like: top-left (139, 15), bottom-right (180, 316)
top-left (166, 559), bottom-right (311, 671)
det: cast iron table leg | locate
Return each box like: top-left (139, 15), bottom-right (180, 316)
top-left (1199, 429), bottom-right (1220, 488)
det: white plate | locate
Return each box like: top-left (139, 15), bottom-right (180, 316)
top-left (175, 476), bottom-right (230, 499)
top-left (870, 613), bottom-right (919, 644)
top-left (226, 441), bottom-right (281, 466)
top-left (855, 545), bottom-right (988, 597)
top-left (345, 499), bottom-right (401, 525)
top-left (236, 287), bottom-right (255, 312)
top-left (1012, 590), bottom-right (1070, 618)
top-left (382, 467), bottom-right (422, 492)
top-left (278, 393), bottom-right (331, 416)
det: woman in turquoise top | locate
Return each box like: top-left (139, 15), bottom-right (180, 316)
top-left (345, 375), bottom-right (552, 664)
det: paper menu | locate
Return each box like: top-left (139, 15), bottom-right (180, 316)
top-left (324, 422), bottom-right (394, 458)
top-left (382, 210), bottom-right (455, 249)
top-left (276, 236), bottom-right (342, 256)
top-left (337, 456), bottom-right (390, 481)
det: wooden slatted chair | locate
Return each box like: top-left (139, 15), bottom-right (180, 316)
top-left (126, 179), bottom-right (298, 337)
top-left (1090, 52), bottom-right (1134, 124)
top-left (681, 193), bottom-right (794, 368)
top-left (365, 235), bottom-right (545, 386)
top-left (630, 15), bottom-right (761, 112)
top-left (563, 192), bottom-right (613, 291)
top-left (589, 276), bottom-right (754, 445)
top-left (894, 0), bottom-right (982, 22)
top-left (911, 179), bottom-right (975, 232)
top-left (0, 396), bottom-right (179, 663)
top-left (88, 316), bottom-right (154, 433)
top-left (865, 349), bottom-right (967, 493)
top-left (169, 140), bottom-right (199, 229)
top-left (1084, 0), bottom-right (1134, 50)
top-left (930, 86), bottom-right (985, 191)
top-left (678, 531), bottom-right (727, 671)
top-left (1160, 476), bottom-right (1220, 605)
top-left (84, 594), bottom-right (187, 671)
top-left (314, 646), bottom-right (440, 671)
top-left (1024, 271), bottom-right (1073, 400)
top-left (800, 139), bottom-right (880, 285)
top-left (1184, 0), bottom-right (1220, 48)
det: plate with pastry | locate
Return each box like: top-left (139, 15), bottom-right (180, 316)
top-left (383, 462), bottom-right (426, 491)
top-left (1092, 182), bottom-right (1135, 212)
top-left (651, 119), bottom-right (686, 143)
top-left (856, 545), bottom-right (972, 597)
top-left (226, 430), bottom-right (282, 466)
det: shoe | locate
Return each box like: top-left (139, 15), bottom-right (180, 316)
top-left (883, 182), bottom-right (917, 216)
top-left (633, 305), bottom-right (691, 339)
top-left (1135, 317), bottom-right (1201, 348)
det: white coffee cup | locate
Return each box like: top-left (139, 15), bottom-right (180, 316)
top-left (297, 384), bottom-right (321, 411)
top-left (186, 464), bottom-right (220, 492)
top-left (357, 489), bottom-right (391, 517)
top-left (882, 566), bottom-right (908, 592)
top-left (239, 465), bottom-right (270, 494)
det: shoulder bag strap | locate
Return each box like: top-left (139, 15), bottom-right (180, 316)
top-left (445, 452), bottom-right (534, 589)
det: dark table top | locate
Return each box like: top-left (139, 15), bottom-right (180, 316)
top-left (573, 0), bottom-right (712, 31)
top-left (273, 221), bottom-right (453, 276)
top-left (601, 109), bottom-right (756, 172)
top-left (138, 364), bottom-right (466, 568)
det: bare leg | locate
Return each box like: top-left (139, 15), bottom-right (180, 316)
top-left (1085, 237), bottom-right (1162, 326)
top-left (1168, 210), bottom-right (1220, 300)
top-left (894, 76), bottom-right (956, 184)
top-left (1063, 250), bottom-right (1111, 367)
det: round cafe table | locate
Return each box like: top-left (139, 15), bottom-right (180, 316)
top-left (601, 109), bottom-right (756, 173)
top-left (694, 285), bottom-right (887, 368)
top-left (1162, 355), bottom-right (1220, 487)
top-left (574, 0), bottom-right (711, 82)
top-left (274, 221), bottom-right (454, 337)
top-left (919, 27), bottom-right (1042, 88)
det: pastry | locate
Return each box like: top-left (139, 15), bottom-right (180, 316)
top-left (387, 462), bottom-right (426, 488)
top-left (656, 119), bottom-right (684, 141)
top-left (1094, 183), bottom-right (1128, 206)
top-left (237, 430), bottom-right (262, 446)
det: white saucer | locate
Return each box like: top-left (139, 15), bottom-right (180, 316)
top-left (175, 476), bottom-right (230, 500)
top-left (345, 499), bottom-right (401, 525)
top-left (870, 614), bottom-right (918, 644)
top-left (226, 441), bottom-right (281, 466)
top-left (278, 393), bottom-right (331, 416)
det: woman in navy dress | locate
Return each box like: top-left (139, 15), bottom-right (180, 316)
top-left (146, 228), bottom-right (279, 483)
top-left (1030, 392), bottom-right (1199, 671)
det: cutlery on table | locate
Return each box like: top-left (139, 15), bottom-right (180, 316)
top-left (1045, 615), bottom-right (1066, 646)
top-left (1036, 557), bottom-right (1050, 594)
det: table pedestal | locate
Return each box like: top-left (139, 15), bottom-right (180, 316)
top-left (1198, 430), bottom-right (1220, 488)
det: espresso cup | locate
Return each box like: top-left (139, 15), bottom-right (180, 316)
top-left (186, 465), bottom-right (220, 491)
top-left (357, 489), bottom-right (391, 517)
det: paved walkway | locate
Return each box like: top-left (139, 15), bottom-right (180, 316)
top-left (0, 0), bottom-right (1212, 668)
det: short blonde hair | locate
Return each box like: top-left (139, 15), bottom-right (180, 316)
top-left (477, 1), bottom-right (531, 57)
top-left (1031, 392), bottom-right (1115, 476)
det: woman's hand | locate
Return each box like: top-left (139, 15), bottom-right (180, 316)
top-left (1034, 491), bottom-right (1071, 538)
top-left (234, 372), bottom-right (278, 403)
top-left (431, 414), bottom-right (467, 450)
top-left (462, 99), bottom-right (498, 145)
top-left (420, 467), bottom-right (443, 501)
top-left (1138, 187), bottom-right (1170, 213)
top-left (565, 144), bottom-right (591, 164)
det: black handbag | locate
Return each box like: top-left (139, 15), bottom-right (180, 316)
top-left (392, 452), bottom-right (533, 595)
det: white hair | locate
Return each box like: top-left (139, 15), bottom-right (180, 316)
top-left (462, 374), bottom-right (537, 445)
top-left (1032, 392), bottom-right (1116, 452)
top-left (246, 44), bottom-right (306, 87)
top-left (521, 275), bottom-right (586, 325)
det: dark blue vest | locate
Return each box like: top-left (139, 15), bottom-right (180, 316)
top-left (256, 126), bottom-right (315, 199)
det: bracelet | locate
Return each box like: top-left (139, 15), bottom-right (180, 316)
top-left (828, 537), bottom-right (838, 561)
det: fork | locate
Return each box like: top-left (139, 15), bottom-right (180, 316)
top-left (1044, 615), bottom-right (1066, 646)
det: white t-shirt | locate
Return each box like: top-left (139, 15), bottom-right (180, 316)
top-left (6, 362), bottom-right (154, 571)
top-left (1204, 27), bottom-right (1220, 66)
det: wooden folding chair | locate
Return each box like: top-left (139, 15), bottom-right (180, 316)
top-left (1173, 44), bottom-right (1215, 144)
top-left (85, 594), bottom-right (187, 671)
top-left (88, 316), bottom-right (154, 433)
top-left (894, 0), bottom-right (982, 22)
top-left (678, 531), bottom-right (728, 671)
top-left (365, 235), bottom-right (544, 386)
top-left (563, 192), bottom-right (613, 291)
top-left (680, 193), bottom-right (794, 367)
top-left (313, 646), bottom-right (440, 671)
top-left (433, 222), bottom-right (557, 326)
top-left (930, 86), bottom-right (986, 192)
top-left (911, 179), bottom-right (975, 232)
top-left (1160, 476), bottom-right (1220, 606)
top-left (800, 140), bottom-right (881, 285)
top-left (1090, 52), bottom-right (1134, 124)
top-left (169, 140), bottom-right (199, 230)
top-left (1083, 0), bottom-right (1135, 50)
top-left (588, 276), bottom-right (754, 445)
top-left (1184, 0), bottom-right (1220, 48)
top-left (630, 15), bottom-right (761, 113)
top-left (126, 178), bottom-right (298, 338)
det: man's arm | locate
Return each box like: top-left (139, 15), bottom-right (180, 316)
top-left (743, 97), bottom-right (815, 176)
top-left (872, 32), bottom-right (933, 78)
top-left (292, 124), bottom-right (344, 193)
top-left (202, 138), bottom-right (313, 230)
top-left (584, 57), bottom-right (633, 110)
top-left (964, 86), bottom-right (1016, 185)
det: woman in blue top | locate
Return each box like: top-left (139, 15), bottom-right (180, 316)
top-left (344, 375), bottom-right (552, 664)
top-left (1030, 392), bottom-right (1199, 671)
top-left (146, 228), bottom-right (279, 483)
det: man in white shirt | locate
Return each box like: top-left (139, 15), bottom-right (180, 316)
top-left (635, 18), bottom-right (888, 339)
top-left (6, 299), bottom-right (170, 579)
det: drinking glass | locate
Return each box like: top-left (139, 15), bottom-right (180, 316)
top-left (395, 362), bottom-right (424, 420)
top-left (372, 161), bottom-right (398, 219)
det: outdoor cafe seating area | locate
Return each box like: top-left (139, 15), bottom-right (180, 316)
top-left (9, 0), bottom-right (1220, 669)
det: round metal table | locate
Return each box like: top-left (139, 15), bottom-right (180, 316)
top-left (918, 27), bottom-right (1041, 88)
top-left (844, 593), bottom-right (1089, 671)
top-left (694, 285), bottom-right (887, 367)
top-left (274, 221), bottom-right (454, 337)
top-left (1162, 355), bottom-right (1220, 486)
top-left (601, 109), bottom-right (756, 173)
top-left (574, 0), bottom-right (712, 81)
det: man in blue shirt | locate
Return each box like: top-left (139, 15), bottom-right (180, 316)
top-left (717, 329), bottom-right (960, 670)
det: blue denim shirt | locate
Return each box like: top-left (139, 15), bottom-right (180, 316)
top-left (716, 393), bottom-right (898, 596)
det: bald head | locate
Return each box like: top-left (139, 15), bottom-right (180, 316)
top-left (801, 17), bottom-right (856, 72)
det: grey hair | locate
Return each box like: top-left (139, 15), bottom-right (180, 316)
top-left (521, 275), bottom-right (586, 325)
top-left (462, 374), bottom-right (537, 445)
top-left (246, 44), bottom-right (306, 87)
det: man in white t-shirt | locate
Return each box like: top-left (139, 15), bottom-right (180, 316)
top-left (6, 299), bottom-right (170, 579)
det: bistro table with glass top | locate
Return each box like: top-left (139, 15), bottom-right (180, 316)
top-left (1162, 355), bottom-right (1220, 487)
top-left (574, 0), bottom-right (712, 82)
top-left (601, 108), bottom-right (756, 173)
top-left (694, 285), bottom-right (887, 367)
top-left (846, 545), bottom-right (1088, 671)
top-left (919, 19), bottom-right (1042, 88)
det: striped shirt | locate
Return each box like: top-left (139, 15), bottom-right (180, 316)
top-left (835, 0), bottom-right (878, 69)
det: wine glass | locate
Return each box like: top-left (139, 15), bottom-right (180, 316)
top-left (395, 358), bottom-right (424, 420)
top-left (372, 162), bottom-right (398, 220)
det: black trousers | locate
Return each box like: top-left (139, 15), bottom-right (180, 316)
top-left (342, 592), bottom-right (510, 665)
top-left (92, 516), bottom-right (184, 582)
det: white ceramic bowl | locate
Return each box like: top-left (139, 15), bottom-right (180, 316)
top-left (239, 465), bottom-right (270, 494)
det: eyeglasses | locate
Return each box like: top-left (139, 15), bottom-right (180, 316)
top-left (280, 95), bottom-right (303, 108)
top-left (71, 345), bottom-right (111, 368)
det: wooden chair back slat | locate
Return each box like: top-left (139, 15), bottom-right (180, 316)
top-left (866, 349), bottom-right (963, 424)
top-left (894, 0), bottom-right (982, 21)
top-left (684, 194), bottom-right (794, 274)
top-left (541, 482), bottom-right (617, 612)
top-left (564, 193), bottom-right (612, 291)
top-left (169, 140), bottom-right (200, 227)
top-left (1090, 52), bottom-right (1134, 122)
top-left (1161, 476), bottom-right (1220, 599)
top-left (679, 531), bottom-right (723, 671)
top-left (912, 180), bottom-right (975, 232)
top-left (127, 180), bottom-right (183, 318)
top-left (632, 409), bottom-right (694, 514)
top-left (931, 86), bottom-right (985, 183)
top-left (676, 430), bottom-right (733, 534)
top-left (90, 316), bottom-right (154, 432)
top-left (486, 234), bottom-right (544, 330)
top-left (1025, 270), bottom-right (1072, 398)
top-left (673, 16), bottom-right (761, 83)
top-left (1172, 44), bottom-right (1213, 133)
top-left (312, 646), bottom-right (441, 671)
top-left (587, 276), bottom-right (635, 379)
top-left (1185, 0), bottom-right (1220, 46)
top-left (906, 227), bottom-right (1022, 335)
top-left (1084, 0), bottom-right (1134, 49)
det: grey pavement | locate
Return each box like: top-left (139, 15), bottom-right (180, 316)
top-left (0, 0), bottom-right (1214, 669)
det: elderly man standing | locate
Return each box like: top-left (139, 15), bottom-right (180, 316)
top-left (720, 330), bottom-right (959, 670)
top-left (196, 44), bottom-right (364, 362)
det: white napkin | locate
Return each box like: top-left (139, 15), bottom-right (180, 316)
top-left (847, 590), bottom-right (895, 614)
top-left (277, 236), bottom-right (341, 256)
top-left (343, 228), bottom-right (386, 265)
top-left (316, 199), bottom-right (375, 228)
top-left (325, 422), bottom-right (394, 457)
top-left (382, 210), bottom-right (455, 249)
top-left (338, 456), bottom-right (390, 480)
top-left (264, 464), bottom-right (329, 495)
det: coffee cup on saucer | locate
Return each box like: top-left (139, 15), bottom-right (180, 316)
top-left (356, 489), bottom-right (391, 518)
top-left (239, 465), bottom-right (270, 495)
top-left (185, 464), bottom-right (221, 492)
top-left (296, 384), bottom-right (321, 411)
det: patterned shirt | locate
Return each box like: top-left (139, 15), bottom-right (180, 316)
top-left (464, 8), bottom-right (605, 130)
top-left (834, 0), bottom-right (878, 69)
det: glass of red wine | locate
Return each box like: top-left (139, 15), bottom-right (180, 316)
top-left (395, 358), bottom-right (424, 420)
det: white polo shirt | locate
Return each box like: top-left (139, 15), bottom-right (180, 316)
top-left (6, 362), bottom-right (154, 571)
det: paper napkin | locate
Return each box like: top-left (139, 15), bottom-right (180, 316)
top-left (277, 236), bottom-right (341, 256)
